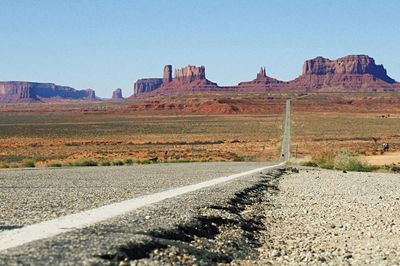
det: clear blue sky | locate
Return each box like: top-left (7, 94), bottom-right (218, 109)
top-left (0, 0), bottom-right (399, 97)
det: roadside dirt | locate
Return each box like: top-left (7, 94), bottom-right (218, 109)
top-left (364, 152), bottom-right (400, 166)
top-left (259, 168), bottom-right (400, 264)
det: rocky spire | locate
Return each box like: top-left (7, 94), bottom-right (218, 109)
top-left (257, 67), bottom-right (266, 79)
top-left (86, 88), bottom-right (96, 100)
top-left (163, 65), bottom-right (172, 83)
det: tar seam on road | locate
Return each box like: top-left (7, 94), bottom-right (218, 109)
top-left (0, 99), bottom-right (292, 253)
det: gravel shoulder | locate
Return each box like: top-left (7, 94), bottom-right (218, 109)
top-left (0, 162), bottom-right (268, 228)
top-left (260, 168), bottom-right (400, 265)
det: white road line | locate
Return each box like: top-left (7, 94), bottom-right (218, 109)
top-left (0, 162), bottom-right (286, 252)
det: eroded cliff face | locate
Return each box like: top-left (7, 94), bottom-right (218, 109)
top-left (112, 53), bottom-right (400, 98)
top-left (132, 65), bottom-right (218, 97)
top-left (0, 82), bottom-right (34, 102)
top-left (0, 82), bottom-right (96, 103)
top-left (163, 65), bottom-right (172, 83)
top-left (164, 65), bottom-right (218, 92)
top-left (133, 79), bottom-right (163, 95)
top-left (173, 65), bottom-right (206, 82)
top-left (131, 56), bottom-right (399, 96)
top-left (288, 55), bottom-right (396, 91)
top-left (302, 56), bottom-right (394, 83)
top-left (111, 88), bottom-right (123, 100)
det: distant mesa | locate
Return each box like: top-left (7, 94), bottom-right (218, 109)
top-left (111, 88), bottom-right (124, 100)
top-left (287, 55), bottom-right (397, 92)
top-left (173, 65), bottom-right (206, 82)
top-left (0, 81), bottom-right (97, 103)
top-left (132, 64), bottom-right (219, 97)
top-left (133, 78), bottom-right (163, 95)
top-left (1, 54), bottom-right (398, 104)
top-left (132, 55), bottom-right (398, 96)
top-left (302, 55), bottom-right (394, 83)
top-left (162, 65), bottom-right (218, 91)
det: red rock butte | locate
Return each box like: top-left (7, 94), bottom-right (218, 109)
top-left (0, 54), bottom-right (399, 103)
top-left (287, 55), bottom-right (397, 92)
top-left (111, 88), bottom-right (124, 100)
top-left (132, 55), bottom-right (399, 97)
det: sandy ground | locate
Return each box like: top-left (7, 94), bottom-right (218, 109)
top-left (365, 151), bottom-right (400, 166)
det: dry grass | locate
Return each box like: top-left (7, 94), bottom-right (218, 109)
top-left (2, 92), bottom-right (400, 169)
top-left (301, 151), bottom-right (375, 172)
top-left (291, 93), bottom-right (400, 171)
top-left (0, 103), bottom-right (284, 167)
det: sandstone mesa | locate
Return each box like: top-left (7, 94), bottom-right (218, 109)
top-left (0, 55), bottom-right (398, 103)
top-left (0, 82), bottom-right (96, 103)
top-left (131, 55), bottom-right (399, 97)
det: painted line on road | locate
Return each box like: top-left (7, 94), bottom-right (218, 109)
top-left (0, 162), bottom-right (286, 252)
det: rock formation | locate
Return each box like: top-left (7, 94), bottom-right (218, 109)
top-left (302, 56), bottom-right (394, 82)
top-left (0, 82), bottom-right (97, 103)
top-left (163, 65), bottom-right (218, 92)
top-left (237, 66), bottom-right (283, 91)
top-left (86, 88), bottom-right (96, 100)
top-left (163, 65), bottom-right (172, 83)
top-left (2, 54), bottom-right (398, 102)
top-left (257, 67), bottom-right (266, 79)
top-left (132, 65), bottom-right (219, 97)
top-left (288, 55), bottom-right (396, 91)
top-left (131, 55), bottom-right (399, 96)
top-left (111, 88), bottom-right (124, 100)
top-left (133, 78), bottom-right (163, 95)
top-left (173, 65), bottom-right (206, 82)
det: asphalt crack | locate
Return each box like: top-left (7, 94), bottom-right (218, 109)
top-left (96, 168), bottom-right (284, 265)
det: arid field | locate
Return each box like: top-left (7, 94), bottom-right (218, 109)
top-left (0, 95), bottom-right (285, 167)
top-left (291, 93), bottom-right (400, 170)
top-left (1, 92), bottom-right (399, 169)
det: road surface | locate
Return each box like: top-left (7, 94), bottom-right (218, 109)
top-left (280, 99), bottom-right (291, 162)
top-left (0, 162), bottom-right (274, 228)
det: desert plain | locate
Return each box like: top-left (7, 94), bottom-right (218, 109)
top-left (1, 92), bottom-right (399, 171)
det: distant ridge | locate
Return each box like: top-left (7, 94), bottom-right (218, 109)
top-left (0, 82), bottom-right (96, 103)
top-left (286, 55), bottom-right (397, 92)
top-left (132, 55), bottom-right (399, 97)
top-left (1, 54), bottom-right (398, 103)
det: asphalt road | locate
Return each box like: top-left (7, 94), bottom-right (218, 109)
top-left (0, 166), bottom-right (284, 265)
top-left (0, 162), bottom-right (271, 228)
top-left (280, 99), bottom-right (291, 162)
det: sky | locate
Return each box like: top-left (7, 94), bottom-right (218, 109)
top-left (0, 0), bottom-right (399, 97)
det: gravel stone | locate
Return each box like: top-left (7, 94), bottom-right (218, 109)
top-left (259, 168), bottom-right (400, 265)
